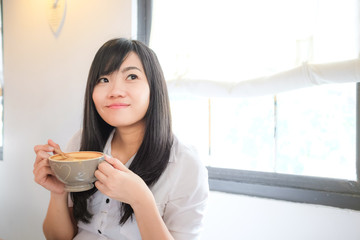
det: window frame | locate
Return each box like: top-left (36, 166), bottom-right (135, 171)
top-left (137, 0), bottom-right (152, 46)
top-left (208, 167), bottom-right (360, 210)
top-left (142, 0), bottom-right (360, 210)
top-left (0, 0), bottom-right (3, 161)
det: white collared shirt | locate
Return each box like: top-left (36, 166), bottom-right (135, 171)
top-left (65, 130), bottom-right (209, 240)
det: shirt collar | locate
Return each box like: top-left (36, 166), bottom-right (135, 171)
top-left (103, 129), bottom-right (175, 165)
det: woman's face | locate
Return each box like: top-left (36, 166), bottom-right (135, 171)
top-left (92, 52), bottom-right (150, 128)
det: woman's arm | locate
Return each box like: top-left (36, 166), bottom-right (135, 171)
top-left (43, 192), bottom-right (77, 240)
top-left (33, 140), bottom-right (78, 240)
top-left (131, 188), bottom-right (174, 240)
top-left (162, 146), bottom-right (209, 240)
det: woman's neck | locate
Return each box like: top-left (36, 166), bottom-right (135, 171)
top-left (111, 122), bottom-right (145, 165)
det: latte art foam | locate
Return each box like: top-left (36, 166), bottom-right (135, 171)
top-left (51, 151), bottom-right (103, 161)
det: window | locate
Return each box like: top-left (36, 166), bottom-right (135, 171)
top-left (203, 83), bottom-right (356, 180)
top-left (147, 0), bottom-right (360, 209)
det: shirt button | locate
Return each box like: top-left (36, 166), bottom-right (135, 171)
top-left (106, 198), bottom-right (110, 204)
top-left (98, 230), bottom-right (102, 234)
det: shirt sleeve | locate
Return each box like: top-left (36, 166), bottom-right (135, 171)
top-left (163, 145), bottom-right (209, 240)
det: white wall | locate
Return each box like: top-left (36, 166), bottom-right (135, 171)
top-left (0, 0), bottom-right (133, 239)
top-left (203, 192), bottom-right (360, 240)
top-left (1, 1), bottom-right (360, 240)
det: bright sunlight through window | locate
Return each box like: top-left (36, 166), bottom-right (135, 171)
top-left (150, 0), bottom-right (359, 180)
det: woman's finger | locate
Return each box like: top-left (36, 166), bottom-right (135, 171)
top-left (34, 158), bottom-right (47, 172)
top-left (104, 155), bottom-right (128, 172)
top-left (38, 150), bottom-right (50, 160)
top-left (94, 169), bottom-right (107, 183)
top-left (98, 160), bottom-right (118, 175)
top-left (47, 139), bottom-right (61, 151)
top-left (34, 149), bottom-right (50, 161)
top-left (34, 151), bottom-right (50, 168)
top-left (94, 180), bottom-right (106, 192)
top-left (34, 165), bottom-right (52, 178)
top-left (33, 165), bottom-right (53, 184)
top-left (34, 144), bottom-right (54, 154)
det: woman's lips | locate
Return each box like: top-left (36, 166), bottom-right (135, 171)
top-left (107, 103), bottom-right (130, 109)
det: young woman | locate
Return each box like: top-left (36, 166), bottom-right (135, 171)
top-left (33, 38), bottom-right (209, 240)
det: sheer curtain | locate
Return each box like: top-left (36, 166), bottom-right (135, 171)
top-left (150, 0), bottom-right (360, 97)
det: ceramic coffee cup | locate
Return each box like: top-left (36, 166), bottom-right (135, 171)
top-left (49, 151), bottom-right (105, 192)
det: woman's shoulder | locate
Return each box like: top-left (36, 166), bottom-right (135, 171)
top-left (160, 135), bottom-right (209, 199)
top-left (169, 136), bottom-right (207, 172)
top-left (149, 135), bottom-right (209, 205)
top-left (64, 129), bottom-right (82, 152)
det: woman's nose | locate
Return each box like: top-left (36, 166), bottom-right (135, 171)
top-left (108, 80), bottom-right (126, 98)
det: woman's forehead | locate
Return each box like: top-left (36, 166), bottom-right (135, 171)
top-left (121, 52), bottom-right (143, 68)
top-left (99, 51), bottom-right (142, 75)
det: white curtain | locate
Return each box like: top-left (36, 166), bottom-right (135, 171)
top-left (167, 58), bottom-right (360, 97)
top-left (150, 0), bottom-right (360, 97)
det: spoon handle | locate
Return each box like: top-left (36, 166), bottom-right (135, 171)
top-left (53, 148), bottom-right (72, 159)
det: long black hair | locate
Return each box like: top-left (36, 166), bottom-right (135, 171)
top-left (71, 38), bottom-right (173, 225)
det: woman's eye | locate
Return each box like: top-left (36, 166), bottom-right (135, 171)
top-left (97, 77), bottom-right (109, 83)
top-left (127, 74), bottom-right (138, 80)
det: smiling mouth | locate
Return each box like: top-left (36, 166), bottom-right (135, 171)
top-left (107, 103), bottom-right (130, 109)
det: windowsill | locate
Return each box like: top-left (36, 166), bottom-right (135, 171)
top-left (207, 167), bottom-right (360, 210)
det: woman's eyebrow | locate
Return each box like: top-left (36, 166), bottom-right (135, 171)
top-left (121, 66), bottom-right (142, 73)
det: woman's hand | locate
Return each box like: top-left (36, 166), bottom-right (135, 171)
top-left (95, 155), bottom-right (153, 207)
top-left (33, 139), bottom-right (65, 194)
top-left (96, 156), bottom-right (174, 240)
